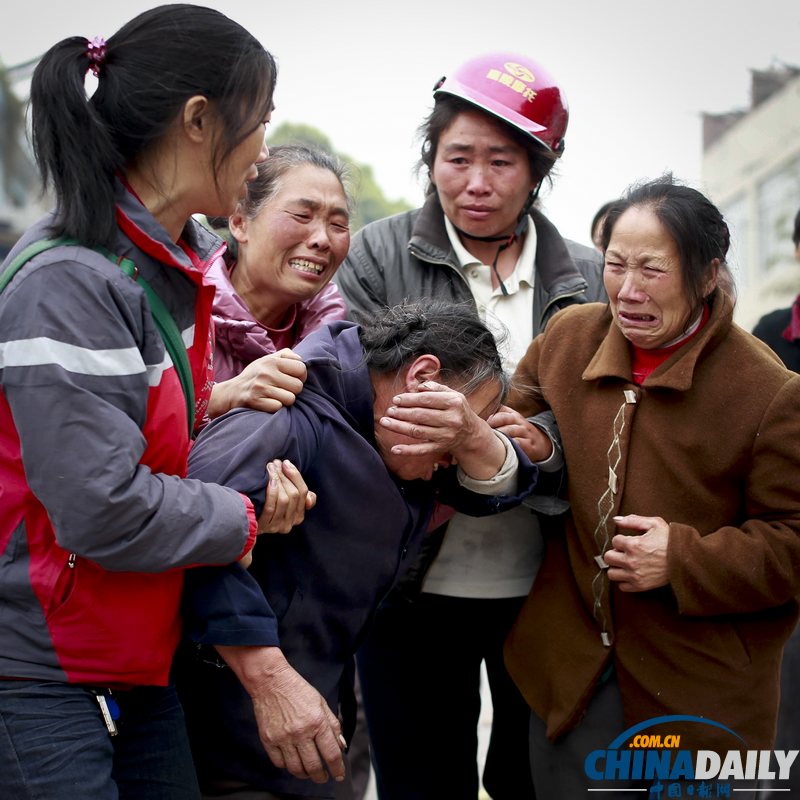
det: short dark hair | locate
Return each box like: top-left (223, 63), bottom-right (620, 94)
top-left (416, 95), bottom-right (557, 195)
top-left (30, 4), bottom-right (277, 249)
top-left (793, 207), bottom-right (800, 248)
top-left (601, 174), bottom-right (730, 312)
top-left (591, 200), bottom-right (619, 244)
top-left (358, 300), bottom-right (508, 400)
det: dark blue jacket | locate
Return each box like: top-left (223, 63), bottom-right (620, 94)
top-left (179, 320), bottom-right (537, 797)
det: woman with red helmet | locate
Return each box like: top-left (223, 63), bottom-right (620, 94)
top-left (335, 52), bottom-right (605, 799)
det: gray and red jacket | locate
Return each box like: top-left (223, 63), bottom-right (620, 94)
top-left (0, 182), bottom-right (257, 687)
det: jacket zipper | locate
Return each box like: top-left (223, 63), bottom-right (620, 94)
top-left (409, 243), bottom-right (590, 329)
top-left (407, 246), bottom-right (479, 304)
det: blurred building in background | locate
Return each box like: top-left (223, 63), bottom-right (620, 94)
top-left (0, 58), bottom-right (47, 258)
top-left (702, 64), bottom-right (800, 330)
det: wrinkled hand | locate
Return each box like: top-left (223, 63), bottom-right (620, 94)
top-left (382, 381), bottom-right (506, 480)
top-left (257, 459), bottom-right (316, 535)
top-left (488, 405), bottom-right (553, 462)
top-left (381, 381), bottom-right (487, 455)
top-left (217, 646), bottom-right (345, 784)
top-left (604, 514), bottom-right (670, 592)
top-left (209, 349), bottom-right (307, 417)
top-left (251, 658), bottom-right (345, 783)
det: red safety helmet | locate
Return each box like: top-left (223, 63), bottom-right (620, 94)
top-left (433, 53), bottom-right (569, 157)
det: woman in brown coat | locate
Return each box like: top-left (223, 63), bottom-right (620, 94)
top-left (506, 175), bottom-right (800, 797)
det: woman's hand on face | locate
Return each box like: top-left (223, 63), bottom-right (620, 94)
top-left (604, 514), bottom-right (670, 592)
top-left (208, 349), bottom-right (307, 417)
top-left (381, 381), bottom-right (487, 456)
top-left (488, 406), bottom-right (553, 462)
top-left (382, 380), bottom-right (506, 479)
top-left (256, 459), bottom-right (317, 535)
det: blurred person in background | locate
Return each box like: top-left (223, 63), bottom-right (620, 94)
top-left (335, 51), bottom-right (604, 799)
top-left (590, 199), bottom-right (619, 252)
top-left (750, 204), bottom-right (800, 799)
top-left (752, 207), bottom-right (800, 371)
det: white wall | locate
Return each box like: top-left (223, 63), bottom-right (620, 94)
top-left (702, 75), bottom-right (800, 332)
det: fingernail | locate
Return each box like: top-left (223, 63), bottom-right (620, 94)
top-left (339, 734), bottom-right (347, 749)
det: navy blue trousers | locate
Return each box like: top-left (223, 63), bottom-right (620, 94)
top-left (357, 593), bottom-right (535, 800)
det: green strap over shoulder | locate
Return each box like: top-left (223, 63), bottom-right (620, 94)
top-left (0, 236), bottom-right (196, 437)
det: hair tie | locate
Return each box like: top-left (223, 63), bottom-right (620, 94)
top-left (86, 36), bottom-right (107, 77)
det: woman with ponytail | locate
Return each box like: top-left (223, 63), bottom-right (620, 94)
top-left (0, 6), bottom-right (306, 798)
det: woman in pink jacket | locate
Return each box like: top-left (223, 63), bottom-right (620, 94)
top-left (189, 144), bottom-right (368, 792)
top-left (203, 145), bottom-right (352, 418)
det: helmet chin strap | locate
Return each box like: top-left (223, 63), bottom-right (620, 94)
top-left (452, 187), bottom-right (538, 296)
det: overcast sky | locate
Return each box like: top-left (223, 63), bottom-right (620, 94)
top-left (2, 0), bottom-right (799, 247)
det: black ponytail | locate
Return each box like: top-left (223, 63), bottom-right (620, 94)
top-left (30, 37), bottom-right (123, 248)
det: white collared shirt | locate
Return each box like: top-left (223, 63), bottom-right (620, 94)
top-left (444, 214), bottom-right (536, 374)
top-left (423, 216), bottom-right (544, 599)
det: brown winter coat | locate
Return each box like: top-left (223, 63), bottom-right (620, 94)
top-left (505, 290), bottom-right (800, 749)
